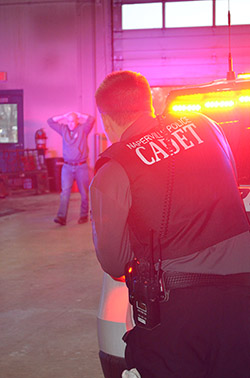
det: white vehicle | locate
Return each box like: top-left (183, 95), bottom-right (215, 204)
top-left (239, 186), bottom-right (250, 222)
top-left (97, 274), bottom-right (133, 378)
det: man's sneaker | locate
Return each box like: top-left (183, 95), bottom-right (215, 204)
top-left (54, 216), bottom-right (66, 226)
top-left (78, 216), bottom-right (88, 224)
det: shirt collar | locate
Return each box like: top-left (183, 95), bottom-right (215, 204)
top-left (120, 113), bottom-right (156, 141)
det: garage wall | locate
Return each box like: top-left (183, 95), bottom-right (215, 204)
top-left (0, 0), bottom-right (112, 166)
top-left (112, 3), bottom-right (250, 87)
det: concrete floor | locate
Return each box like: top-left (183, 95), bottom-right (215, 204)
top-left (0, 192), bottom-right (104, 378)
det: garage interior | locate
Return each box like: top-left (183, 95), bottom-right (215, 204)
top-left (0, 0), bottom-right (250, 377)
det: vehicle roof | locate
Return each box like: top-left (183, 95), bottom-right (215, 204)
top-left (166, 77), bottom-right (250, 99)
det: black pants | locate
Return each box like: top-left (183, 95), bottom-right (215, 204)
top-left (124, 286), bottom-right (250, 378)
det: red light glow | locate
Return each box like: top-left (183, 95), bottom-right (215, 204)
top-left (102, 286), bottom-right (130, 322)
top-left (112, 275), bottom-right (126, 282)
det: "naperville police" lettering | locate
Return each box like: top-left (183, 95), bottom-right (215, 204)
top-left (126, 117), bottom-right (204, 166)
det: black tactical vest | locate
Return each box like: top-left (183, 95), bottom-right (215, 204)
top-left (95, 114), bottom-right (249, 261)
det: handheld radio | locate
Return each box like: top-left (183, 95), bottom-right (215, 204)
top-left (125, 231), bottom-right (161, 330)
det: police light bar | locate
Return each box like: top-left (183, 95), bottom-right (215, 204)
top-left (205, 100), bottom-right (234, 109)
top-left (239, 95), bottom-right (250, 103)
top-left (172, 104), bottom-right (201, 112)
top-left (237, 73), bottom-right (250, 80)
top-left (170, 89), bottom-right (250, 113)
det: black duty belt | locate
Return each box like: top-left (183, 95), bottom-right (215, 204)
top-left (163, 271), bottom-right (250, 290)
top-left (64, 160), bottom-right (86, 166)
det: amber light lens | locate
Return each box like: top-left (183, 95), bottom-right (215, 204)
top-left (111, 275), bottom-right (126, 282)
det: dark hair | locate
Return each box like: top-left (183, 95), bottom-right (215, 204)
top-left (95, 71), bottom-right (153, 126)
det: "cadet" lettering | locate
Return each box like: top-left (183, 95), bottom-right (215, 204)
top-left (135, 123), bottom-right (203, 166)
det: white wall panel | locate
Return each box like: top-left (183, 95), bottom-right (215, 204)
top-left (113, 23), bottom-right (250, 87)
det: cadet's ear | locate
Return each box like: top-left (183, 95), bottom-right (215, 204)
top-left (101, 114), bottom-right (121, 143)
top-left (101, 114), bottom-right (113, 132)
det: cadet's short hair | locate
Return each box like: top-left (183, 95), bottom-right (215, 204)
top-left (95, 71), bottom-right (154, 126)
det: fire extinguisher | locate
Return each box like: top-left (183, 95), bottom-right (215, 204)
top-left (35, 129), bottom-right (47, 167)
top-left (35, 128), bottom-right (47, 150)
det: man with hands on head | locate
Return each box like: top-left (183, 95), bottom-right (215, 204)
top-left (47, 111), bottom-right (94, 226)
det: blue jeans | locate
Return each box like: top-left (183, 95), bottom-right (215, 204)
top-left (57, 163), bottom-right (89, 219)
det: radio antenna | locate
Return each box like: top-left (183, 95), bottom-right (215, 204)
top-left (227, 0), bottom-right (236, 80)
